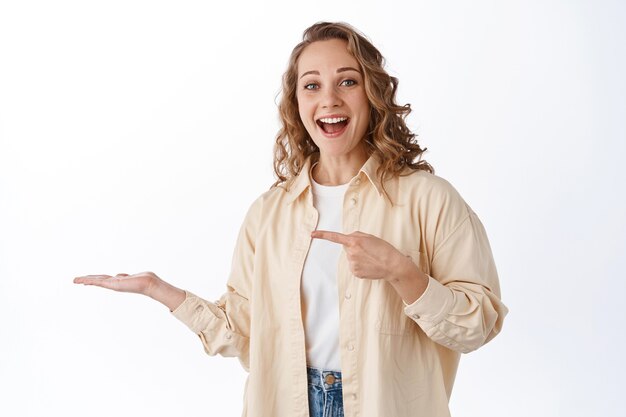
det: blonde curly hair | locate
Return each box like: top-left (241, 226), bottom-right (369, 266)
top-left (273, 21), bottom-right (433, 191)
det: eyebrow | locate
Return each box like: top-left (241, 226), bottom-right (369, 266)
top-left (299, 67), bottom-right (362, 79)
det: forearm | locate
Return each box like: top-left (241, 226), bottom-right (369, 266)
top-left (147, 278), bottom-right (187, 312)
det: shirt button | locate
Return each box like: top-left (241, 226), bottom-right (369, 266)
top-left (344, 291), bottom-right (351, 300)
top-left (350, 197), bottom-right (358, 206)
top-left (411, 313), bottom-right (420, 319)
top-left (354, 178), bottom-right (361, 185)
top-left (195, 304), bottom-right (204, 313)
top-left (225, 332), bottom-right (232, 340)
top-left (347, 344), bottom-right (354, 351)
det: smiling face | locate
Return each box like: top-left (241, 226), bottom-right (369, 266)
top-left (296, 39), bottom-right (370, 165)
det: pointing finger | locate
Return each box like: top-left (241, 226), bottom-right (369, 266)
top-left (311, 230), bottom-right (351, 245)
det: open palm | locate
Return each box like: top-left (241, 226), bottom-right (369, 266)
top-left (73, 271), bottom-right (158, 296)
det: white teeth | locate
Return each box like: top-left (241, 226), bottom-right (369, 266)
top-left (318, 117), bottom-right (348, 124)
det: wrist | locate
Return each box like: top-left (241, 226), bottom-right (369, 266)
top-left (386, 255), bottom-right (429, 305)
top-left (147, 278), bottom-right (186, 312)
top-left (386, 254), bottom-right (416, 284)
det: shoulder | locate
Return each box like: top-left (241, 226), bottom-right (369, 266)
top-left (388, 170), bottom-right (473, 246)
top-left (399, 169), bottom-right (457, 192)
top-left (396, 169), bottom-right (470, 216)
top-left (258, 182), bottom-right (293, 209)
top-left (239, 182), bottom-right (294, 225)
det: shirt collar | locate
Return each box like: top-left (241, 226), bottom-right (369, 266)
top-left (285, 153), bottom-right (384, 205)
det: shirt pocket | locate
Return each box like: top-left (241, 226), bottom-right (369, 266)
top-left (376, 249), bottom-right (430, 336)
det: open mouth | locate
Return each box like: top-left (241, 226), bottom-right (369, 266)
top-left (316, 116), bottom-right (350, 136)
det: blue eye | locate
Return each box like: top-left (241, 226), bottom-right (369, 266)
top-left (341, 79), bottom-right (356, 87)
top-left (304, 83), bottom-right (318, 90)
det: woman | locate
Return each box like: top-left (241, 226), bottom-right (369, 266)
top-left (74, 22), bottom-right (508, 417)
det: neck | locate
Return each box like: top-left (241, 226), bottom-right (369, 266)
top-left (312, 147), bottom-right (369, 186)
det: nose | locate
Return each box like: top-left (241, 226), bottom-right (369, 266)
top-left (320, 86), bottom-right (342, 108)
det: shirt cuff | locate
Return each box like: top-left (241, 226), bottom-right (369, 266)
top-left (170, 290), bottom-right (219, 334)
top-left (403, 275), bottom-right (455, 325)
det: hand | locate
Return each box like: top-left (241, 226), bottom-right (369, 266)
top-left (74, 271), bottom-right (186, 311)
top-left (311, 230), bottom-right (429, 304)
top-left (73, 271), bottom-right (158, 297)
top-left (310, 230), bottom-right (411, 282)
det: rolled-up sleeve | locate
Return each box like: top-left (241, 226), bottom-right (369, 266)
top-left (170, 196), bottom-right (263, 371)
top-left (404, 206), bottom-right (508, 354)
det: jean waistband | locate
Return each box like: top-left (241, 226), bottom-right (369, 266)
top-left (307, 366), bottom-right (343, 391)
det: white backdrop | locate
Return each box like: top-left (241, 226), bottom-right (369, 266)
top-left (1, 1), bottom-right (624, 416)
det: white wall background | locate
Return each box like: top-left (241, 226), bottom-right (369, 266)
top-left (1, 1), bottom-right (624, 416)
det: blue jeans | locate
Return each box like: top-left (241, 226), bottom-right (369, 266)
top-left (307, 366), bottom-right (344, 417)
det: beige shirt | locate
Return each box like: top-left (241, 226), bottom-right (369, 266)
top-left (171, 154), bottom-right (508, 417)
